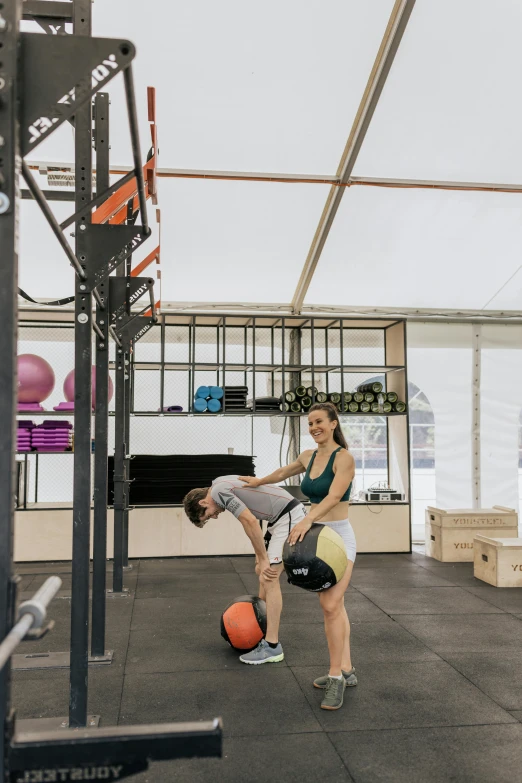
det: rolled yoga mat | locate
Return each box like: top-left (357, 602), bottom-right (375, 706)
top-left (207, 398), bottom-right (222, 413)
top-left (194, 397), bottom-right (208, 412)
top-left (195, 386), bottom-right (210, 400)
top-left (209, 386), bottom-right (224, 400)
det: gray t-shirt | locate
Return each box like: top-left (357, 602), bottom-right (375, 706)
top-left (211, 475), bottom-right (294, 523)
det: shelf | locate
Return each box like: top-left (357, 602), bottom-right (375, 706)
top-left (128, 361), bottom-right (405, 374)
top-left (17, 411), bottom-right (99, 417)
top-left (17, 410), bottom-right (407, 419)
top-left (109, 502), bottom-right (409, 509)
top-left (127, 411), bottom-right (408, 418)
top-left (351, 501), bottom-right (410, 506)
top-left (17, 451), bottom-right (73, 455)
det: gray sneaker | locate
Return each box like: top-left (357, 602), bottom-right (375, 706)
top-left (239, 639), bottom-right (284, 665)
top-left (321, 676), bottom-right (346, 710)
top-left (313, 668), bottom-right (357, 689)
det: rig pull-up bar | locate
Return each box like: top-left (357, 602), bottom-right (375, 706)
top-left (123, 66), bottom-right (149, 234)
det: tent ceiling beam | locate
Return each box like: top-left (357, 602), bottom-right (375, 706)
top-left (25, 162), bottom-right (522, 194)
top-left (17, 300), bottom-right (522, 324)
top-left (290, 0), bottom-right (417, 315)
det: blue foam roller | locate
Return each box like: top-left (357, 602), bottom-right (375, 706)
top-left (207, 398), bottom-right (222, 413)
top-left (194, 397), bottom-right (208, 412)
top-left (209, 386), bottom-right (224, 400)
top-left (196, 386), bottom-right (210, 399)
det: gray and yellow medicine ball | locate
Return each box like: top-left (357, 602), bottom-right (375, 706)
top-left (282, 523), bottom-right (348, 592)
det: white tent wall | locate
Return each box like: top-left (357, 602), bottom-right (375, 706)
top-left (407, 322), bottom-right (473, 541)
top-left (480, 325), bottom-right (522, 518)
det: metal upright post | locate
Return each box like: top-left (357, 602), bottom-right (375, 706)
top-left (0, 0), bottom-right (21, 773)
top-left (70, 0), bottom-right (93, 729)
top-left (122, 255), bottom-right (132, 569)
top-left (112, 342), bottom-right (126, 592)
top-left (91, 92), bottom-right (110, 658)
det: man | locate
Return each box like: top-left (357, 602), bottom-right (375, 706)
top-left (183, 476), bottom-right (306, 665)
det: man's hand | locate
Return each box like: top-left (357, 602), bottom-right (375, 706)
top-left (258, 558), bottom-right (280, 580)
top-left (287, 517), bottom-right (313, 546)
top-left (238, 475), bottom-right (261, 488)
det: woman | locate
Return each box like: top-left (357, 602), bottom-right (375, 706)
top-left (240, 401), bottom-right (356, 711)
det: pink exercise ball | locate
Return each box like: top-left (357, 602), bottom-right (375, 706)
top-left (63, 366), bottom-right (114, 408)
top-left (17, 354), bottom-right (55, 403)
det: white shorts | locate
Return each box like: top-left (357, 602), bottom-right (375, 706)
top-left (265, 504), bottom-right (307, 565)
top-left (265, 508), bottom-right (357, 565)
top-left (322, 518), bottom-right (357, 563)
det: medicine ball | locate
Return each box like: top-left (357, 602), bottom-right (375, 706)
top-left (283, 523), bottom-right (347, 592)
top-left (220, 595), bottom-right (267, 651)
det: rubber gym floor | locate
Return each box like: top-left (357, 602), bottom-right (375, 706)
top-left (13, 547), bottom-right (522, 783)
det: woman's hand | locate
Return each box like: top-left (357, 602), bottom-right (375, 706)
top-left (287, 517), bottom-right (313, 546)
top-left (238, 475), bottom-right (261, 488)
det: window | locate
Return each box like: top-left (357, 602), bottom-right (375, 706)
top-left (409, 382), bottom-right (435, 468)
top-left (408, 382), bottom-right (435, 541)
top-left (341, 417), bottom-right (388, 497)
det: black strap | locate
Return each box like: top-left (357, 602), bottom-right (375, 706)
top-left (269, 497), bottom-right (301, 527)
top-left (18, 288), bottom-right (75, 307)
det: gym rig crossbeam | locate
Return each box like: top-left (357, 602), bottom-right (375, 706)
top-left (0, 0), bottom-right (222, 779)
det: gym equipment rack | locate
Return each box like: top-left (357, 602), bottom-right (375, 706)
top-left (0, 0), bottom-right (221, 779)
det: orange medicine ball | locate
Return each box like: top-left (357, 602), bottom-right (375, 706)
top-left (220, 595), bottom-right (267, 651)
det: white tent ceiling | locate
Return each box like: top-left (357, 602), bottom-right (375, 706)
top-left (20, 0), bottom-right (522, 316)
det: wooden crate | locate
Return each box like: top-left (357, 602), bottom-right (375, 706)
top-left (473, 535), bottom-right (522, 587)
top-left (425, 506), bottom-right (518, 562)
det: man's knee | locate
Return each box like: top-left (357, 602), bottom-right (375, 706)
top-left (259, 569), bottom-right (282, 589)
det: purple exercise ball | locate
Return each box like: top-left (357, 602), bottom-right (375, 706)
top-left (63, 366), bottom-right (114, 408)
top-left (17, 354), bottom-right (56, 403)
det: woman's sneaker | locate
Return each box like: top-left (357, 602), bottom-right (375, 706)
top-left (239, 639), bottom-right (284, 665)
top-left (313, 667), bottom-right (357, 689)
top-left (321, 676), bottom-right (346, 710)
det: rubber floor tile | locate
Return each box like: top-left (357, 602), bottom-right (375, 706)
top-left (129, 733), bottom-right (353, 783)
top-left (279, 590), bottom-right (388, 625)
top-left (401, 551), bottom-right (454, 567)
top-left (357, 586), bottom-right (504, 615)
top-left (131, 595), bottom-right (234, 630)
top-left (393, 613), bottom-right (522, 654)
top-left (228, 555), bottom-right (256, 573)
top-left (125, 619), bottom-right (275, 673)
top-left (282, 618), bottom-right (439, 667)
top-left (414, 564), bottom-right (485, 587)
top-left (350, 567), bottom-right (454, 588)
top-left (12, 667), bottom-right (123, 725)
top-left (138, 557), bottom-right (237, 575)
top-left (291, 660), bottom-right (515, 732)
top-left (120, 668), bottom-right (321, 737)
top-left (330, 724), bottom-right (522, 783)
top-left (353, 554), bottom-right (419, 568)
top-left (445, 652), bottom-right (522, 710)
top-left (464, 584), bottom-right (522, 614)
top-left (135, 573), bottom-right (246, 599)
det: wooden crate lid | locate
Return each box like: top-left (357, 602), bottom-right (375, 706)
top-left (427, 506), bottom-right (516, 517)
top-left (474, 535), bottom-right (522, 548)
